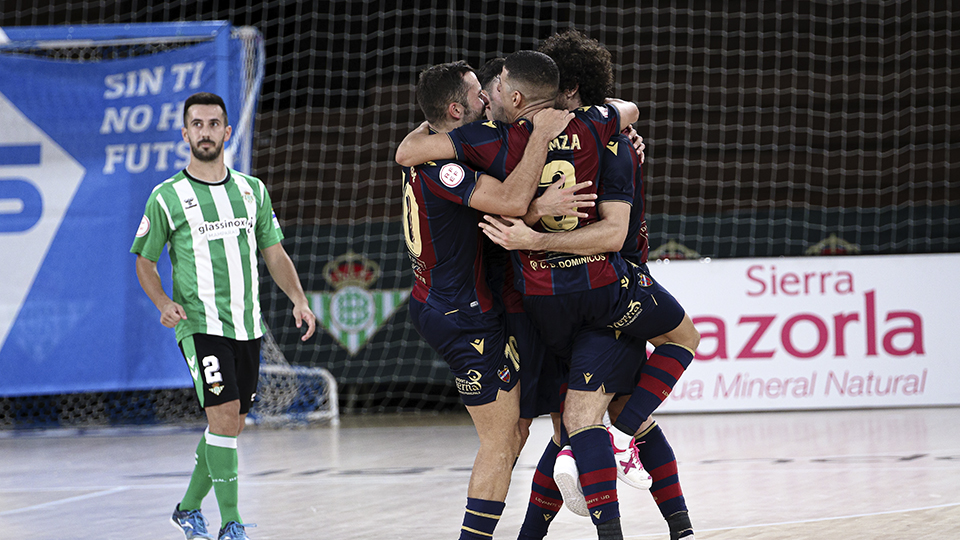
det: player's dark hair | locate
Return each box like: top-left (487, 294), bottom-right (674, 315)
top-left (538, 29), bottom-right (614, 107)
top-left (183, 92), bottom-right (229, 125)
top-left (476, 57), bottom-right (505, 91)
top-left (416, 61), bottom-right (474, 124)
top-left (503, 50), bottom-right (559, 103)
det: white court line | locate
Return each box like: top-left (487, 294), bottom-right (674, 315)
top-left (618, 501), bottom-right (960, 539)
top-left (0, 486), bottom-right (129, 517)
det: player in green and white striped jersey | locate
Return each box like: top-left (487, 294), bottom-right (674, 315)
top-left (132, 92), bottom-right (315, 540)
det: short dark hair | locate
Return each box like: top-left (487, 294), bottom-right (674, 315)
top-left (476, 57), bottom-right (505, 91)
top-left (502, 50), bottom-right (559, 103)
top-left (538, 29), bottom-right (614, 107)
top-left (415, 61), bottom-right (474, 124)
top-left (183, 92), bottom-right (228, 125)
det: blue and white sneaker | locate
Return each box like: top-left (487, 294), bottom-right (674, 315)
top-left (171, 504), bottom-right (215, 540)
top-left (218, 521), bottom-right (254, 540)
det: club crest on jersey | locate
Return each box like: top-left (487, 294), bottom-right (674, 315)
top-left (439, 163), bottom-right (465, 188)
top-left (498, 365), bottom-right (511, 384)
top-left (136, 215), bottom-right (150, 237)
top-left (209, 383), bottom-right (224, 396)
top-left (242, 190), bottom-right (255, 204)
top-left (638, 274), bottom-right (653, 287)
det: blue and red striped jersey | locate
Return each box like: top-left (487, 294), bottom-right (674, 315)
top-left (603, 133), bottom-right (649, 265)
top-left (402, 158), bottom-right (495, 312)
top-left (447, 105), bottom-right (630, 296)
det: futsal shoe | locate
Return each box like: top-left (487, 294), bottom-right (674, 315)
top-left (608, 427), bottom-right (652, 489)
top-left (552, 445), bottom-right (589, 517)
top-left (666, 510), bottom-right (695, 540)
top-left (170, 504), bottom-right (215, 540)
top-left (218, 521), bottom-right (254, 540)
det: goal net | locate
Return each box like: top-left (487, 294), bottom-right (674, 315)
top-left (1, 2), bottom-right (957, 424)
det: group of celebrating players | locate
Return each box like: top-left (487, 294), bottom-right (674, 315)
top-left (396, 30), bottom-right (700, 540)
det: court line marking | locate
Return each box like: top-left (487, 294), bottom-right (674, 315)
top-left (619, 501), bottom-right (960, 539)
top-left (0, 486), bottom-right (129, 516)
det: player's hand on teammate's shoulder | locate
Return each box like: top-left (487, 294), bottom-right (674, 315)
top-left (622, 125), bottom-right (645, 164)
top-left (531, 107), bottom-right (574, 140)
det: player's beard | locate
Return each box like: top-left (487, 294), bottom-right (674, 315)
top-left (190, 138), bottom-right (224, 162)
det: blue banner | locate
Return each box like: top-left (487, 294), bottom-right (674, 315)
top-left (0, 36), bottom-right (246, 396)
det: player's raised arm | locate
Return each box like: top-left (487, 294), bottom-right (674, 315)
top-left (395, 121), bottom-right (457, 166)
top-left (605, 97), bottom-right (639, 131)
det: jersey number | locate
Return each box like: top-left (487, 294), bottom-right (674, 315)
top-left (538, 160), bottom-right (579, 232)
top-left (402, 178), bottom-right (423, 257)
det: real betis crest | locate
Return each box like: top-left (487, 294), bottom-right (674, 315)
top-left (309, 251), bottom-right (411, 355)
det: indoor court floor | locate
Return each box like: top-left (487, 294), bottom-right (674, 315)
top-left (1, 406), bottom-right (958, 539)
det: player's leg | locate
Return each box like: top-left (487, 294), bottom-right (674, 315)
top-left (608, 400), bottom-right (695, 540)
top-left (196, 336), bottom-right (260, 539)
top-left (564, 388), bottom-right (622, 540)
top-left (172, 335), bottom-right (217, 540)
top-left (612, 313), bottom-right (698, 438)
top-left (461, 385), bottom-right (522, 540)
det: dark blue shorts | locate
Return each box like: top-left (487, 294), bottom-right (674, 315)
top-left (505, 311), bottom-right (566, 419)
top-left (523, 263), bottom-right (683, 395)
top-left (409, 298), bottom-right (518, 406)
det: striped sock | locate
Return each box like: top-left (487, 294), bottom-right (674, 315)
top-left (635, 422), bottom-right (687, 519)
top-left (459, 497), bottom-right (505, 540)
top-left (205, 430), bottom-right (241, 524)
top-left (614, 343), bottom-right (693, 434)
top-left (180, 429), bottom-right (213, 511)
top-left (518, 439), bottom-right (563, 540)
top-left (569, 425), bottom-right (619, 525)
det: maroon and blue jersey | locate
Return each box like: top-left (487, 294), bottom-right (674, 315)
top-left (402, 158), bottom-right (495, 313)
top-left (447, 105), bottom-right (630, 296)
top-left (603, 133), bottom-right (649, 265)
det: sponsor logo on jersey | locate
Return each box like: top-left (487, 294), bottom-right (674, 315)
top-left (498, 365), bottom-right (511, 384)
top-left (136, 215), bottom-right (150, 237)
top-left (197, 217), bottom-right (252, 241)
top-left (309, 251), bottom-right (411, 356)
top-left (183, 197), bottom-right (198, 209)
top-left (439, 163), bottom-right (465, 188)
top-left (584, 372), bottom-right (594, 384)
top-left (456, 369), bottom-right (483, 395)
top-left (470, 338), bottom-right (485, 354)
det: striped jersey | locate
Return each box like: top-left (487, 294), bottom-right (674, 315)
top-left (604, 133), bottom-right (649, 265)
top-left (130, 168), bottom-right (284, 343)
top-left (447, 105), bottom-right (631, 296)
top-left (402, 157), bottom-right (495, 313)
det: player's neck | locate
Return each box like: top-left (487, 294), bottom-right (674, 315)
top-left (186, 160), bottom-right (228, 184)
top-left (512, 98), bottom-right (556, 122)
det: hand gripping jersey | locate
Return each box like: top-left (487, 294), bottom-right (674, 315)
top-left (130, 168), bottom-right (284, 343)
top-left (402, 157), bottom-right (496, 313)
top-left (447, 105), bottom-right (633, 296)
top-left (603, 132), bottom-right (649, 265)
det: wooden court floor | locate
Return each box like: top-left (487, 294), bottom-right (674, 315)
top-left (1, 406), bottom-right (958, 539)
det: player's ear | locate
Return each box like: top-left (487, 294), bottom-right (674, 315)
top-left (224, 124), bottom-right (233, 142)
top-left (447, 101), bottom-right (461, 120)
